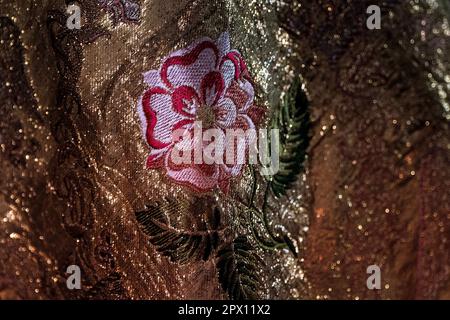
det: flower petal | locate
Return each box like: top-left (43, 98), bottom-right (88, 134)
top-left (234, 114), bottom-right (255, 131)
top-left (143, 70), bottom-right (164, 87)
top-left (220, 59), bottom-right (236, 90)
top-left (166, 150), bottom-right (220, 192)
top-left (172, 85), bottom-right (199, 117)
top-left (221, 163), bottom-right (244, 178)
top-left (237, 78), bottom-right (254, 112)
top-left (225, 79), bottom-right (254, 112)
top-left (216, 32), bottom-right (231, 60)
top-left (200, 71), bottom-right (225, 106)
top-left (160, 40), bottom-right (219, 91)
top-left (146, 150), bottom-right (166, 168)
top-left (219, 50), bottom-right (248, 80)
top-left (141, 87), bottom-right (188, 148)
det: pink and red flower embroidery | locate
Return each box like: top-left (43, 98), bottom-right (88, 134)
top-left (138, 32), bottom-right (263, 193)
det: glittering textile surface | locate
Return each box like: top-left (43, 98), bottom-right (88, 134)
top-left (0, 0), bottom-right (449, 299)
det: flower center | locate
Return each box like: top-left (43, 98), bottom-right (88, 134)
top-left (196, 105), bottom-right (216, 128)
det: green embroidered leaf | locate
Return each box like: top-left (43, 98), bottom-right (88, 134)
top-left (217, 235), bottom-right (262, 300)
top-left (135, 204), bottom-right (220, 264)
top-left (270, 77), bottom-right (311, 197)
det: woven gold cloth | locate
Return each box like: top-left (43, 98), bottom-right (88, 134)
top-left (0, 0), bottom-right (449, 299)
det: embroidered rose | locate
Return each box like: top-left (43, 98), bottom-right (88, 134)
top-left (138, 32), bottom-right (263, 193)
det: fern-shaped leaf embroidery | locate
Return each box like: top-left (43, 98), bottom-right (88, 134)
top-left (216, 235), bottom-right (262, 300)
top-left (269, 77), bottom-right (311, 197)
top-left (135, 204), bottom-right (220, 264)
